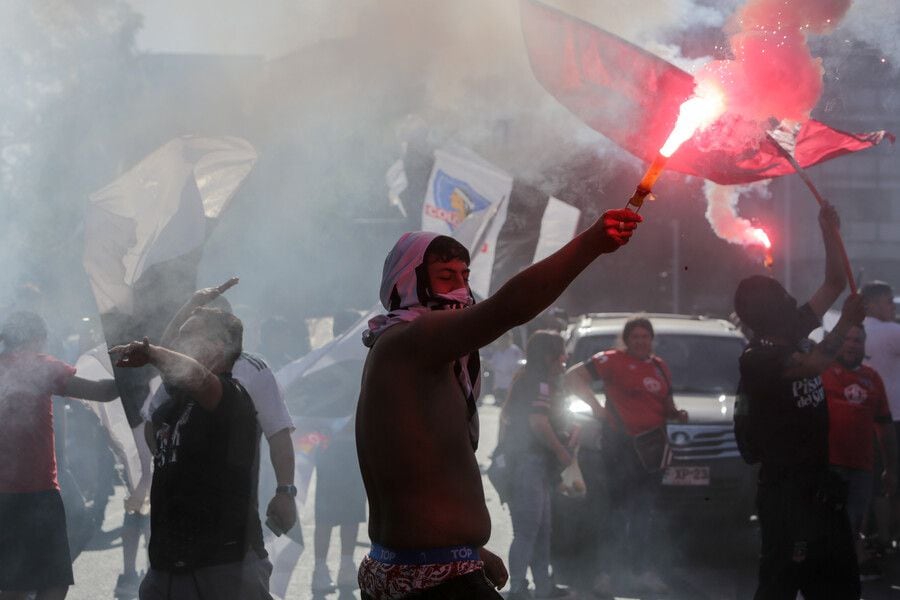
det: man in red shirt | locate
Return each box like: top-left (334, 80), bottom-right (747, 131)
top-left (565, 317), bottom-right (686, 595)
top-left (578, 348), bottom-right (676, 434)
top-left (0, 311), bottom-right (119, 600)
top-left (824, 324), bottom-right (898, 580)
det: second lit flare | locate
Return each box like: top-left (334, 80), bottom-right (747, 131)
top-left (627, 83), bottom-right (726, 211)
top-left (751, 227), bottom-right (775, 268)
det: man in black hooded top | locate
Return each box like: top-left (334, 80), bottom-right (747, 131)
top-left (734, 202), bottom-right (865, 600)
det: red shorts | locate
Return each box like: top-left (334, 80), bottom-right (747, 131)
top-left (358, 555), bottom-right (484, 599)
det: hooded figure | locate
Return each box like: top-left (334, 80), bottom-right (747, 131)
top-left (363, 232), bottom-right (481, 449)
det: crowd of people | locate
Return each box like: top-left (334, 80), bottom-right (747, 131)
top-left (1, 200), bottom-right (900, 600)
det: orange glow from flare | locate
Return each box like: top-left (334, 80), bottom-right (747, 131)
top-left (659, 82), bottom-right (727, 157)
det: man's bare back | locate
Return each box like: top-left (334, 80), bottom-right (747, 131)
top-left (357, 322), bottom-right (491, 549)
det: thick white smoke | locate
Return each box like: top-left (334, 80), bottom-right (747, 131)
top-left (122, 0), bottom-right (734, 186)
top-left (704, 180), bottom-right (772, 249)
top-left (3, 0), bottom-right (895, 319)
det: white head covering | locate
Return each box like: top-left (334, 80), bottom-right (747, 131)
top-left (379, 231), bottom-right (439, 313)
top-left (364, 231), bottom-right (475, 345)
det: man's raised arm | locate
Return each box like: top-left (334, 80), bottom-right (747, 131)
top-left (110, 338), bottom-right (223, 411)
top-left (807, 202), bottom-right (848, 318)
top-left (160, 277), bottom-right (239, 348)
top-left (406, 209), bottom-right (641, 365)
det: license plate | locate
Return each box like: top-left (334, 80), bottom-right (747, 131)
top-left (662, 465), bottom-right (710, 486)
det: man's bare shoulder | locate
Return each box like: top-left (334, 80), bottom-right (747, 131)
top-left (367, 322), bottom-right (413, 356)
top-left (362, 325), bottom-right (429, 380)
top-left (369, 320), bottom-right (448, 364)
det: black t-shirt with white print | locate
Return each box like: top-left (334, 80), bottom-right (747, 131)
top-left (149, 374), bottom-right (264, 571)
top-left (738, 304), bottom-right (827, 484)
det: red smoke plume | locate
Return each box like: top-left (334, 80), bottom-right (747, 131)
top-left (700, 0), bottom-right (852, 123)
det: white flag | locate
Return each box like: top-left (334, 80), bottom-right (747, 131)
top-left (73, 344), bottom-right (154, 505)
top-left (83, 136), bottom-right (257, 314)
top-left (275, 308), bottom-right (373, 392)
top-left (385, 158), bottom-right (409, 217)
top-left (532, 197), bottom-right (582, 262)
top-left (421, 147), bottom-right (513, 298)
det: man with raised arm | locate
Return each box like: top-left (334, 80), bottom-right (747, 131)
top-left (111, 308), bottom-right (272, 600)
top-left (733, 203), bottom-right (864, 600)
top-left (148, 278), bottom-right (297, 538)
top-left (356, 208), bottom-right (641, 599)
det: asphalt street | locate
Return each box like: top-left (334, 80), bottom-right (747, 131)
top-left (67, 403), bottom-right (900, 599)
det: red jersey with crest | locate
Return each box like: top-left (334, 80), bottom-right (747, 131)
top-left (587, 350), bottom-right (672, 435)
top-left (823, 362), bottom-right (892, 471)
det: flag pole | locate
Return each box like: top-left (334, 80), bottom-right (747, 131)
top-left (765, 132), bottom-right (858, 294)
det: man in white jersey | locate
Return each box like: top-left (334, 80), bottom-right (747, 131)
top-left (862, 281), bottom-right (900, 548)
top-left (863, 282), bottom-right (900, 415)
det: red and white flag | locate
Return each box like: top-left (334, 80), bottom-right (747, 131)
top-left (520, 0), bottom-right (892, 185)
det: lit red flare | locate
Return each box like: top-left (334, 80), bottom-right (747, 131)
top-left (627, 83), bottom-right (726, 211)
top-left (750, 227), bottom-right (774, 268)
top-left (660, 85), bottom-right (727, 158)
top-left (522, 0), bottom-right (893, 187)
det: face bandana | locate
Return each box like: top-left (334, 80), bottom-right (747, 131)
top-left (428, 287), bottom-right (475, 310)
top-left (363, 232), bottom-right (482, 450)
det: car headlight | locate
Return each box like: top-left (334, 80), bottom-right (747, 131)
top-left (567, 396), bottom-right (593, 414)
top-left (670, 431), bottom-right (691, 446)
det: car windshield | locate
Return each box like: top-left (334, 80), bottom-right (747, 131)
top-left (571, 333), bottom-right (745, 395)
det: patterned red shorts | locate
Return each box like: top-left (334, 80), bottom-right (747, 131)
top-left (358, 555), bottom-right (484, 599)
